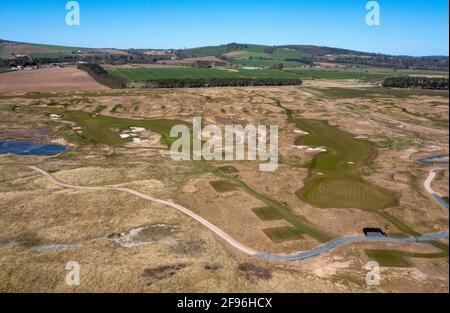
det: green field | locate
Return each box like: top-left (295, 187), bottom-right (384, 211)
top-left (294, 118), bottom-right (398, 210)
top-left (0, 68), bottom-right (9, 73)
top-left (227, 45), bottom-right (311, 60)
top-left (109, 68), bottom-right (304, 82)
top-left (180, 44), bottom-right (231, 57)
top-left (58, 111), bottom-right (187, 146)
top-left (31, 43), bottom-right (86, 52)
top-left (263, 226), bottom-right (304, 243)
top-left (230, 59), bottom-right (305, 68)
top-left (286, 69), bottom-right (389, 81)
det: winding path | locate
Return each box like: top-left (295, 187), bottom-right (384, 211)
top-left (424, 168), bottom-right (449, 211)
top-left (28, 165), bottom-right (448, 261)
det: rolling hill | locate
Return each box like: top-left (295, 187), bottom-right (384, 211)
top-left (0, 39), bottom-right (448, 72)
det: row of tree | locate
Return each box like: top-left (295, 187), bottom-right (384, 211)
top-left (77, 63), bottom-right (127, 89)
top-left (382, 76), bottom-right (449, 89)
top-left (129, 77), bottom-right (303, 88)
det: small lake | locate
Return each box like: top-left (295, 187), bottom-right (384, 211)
top-left (0, 141), bottom-right (69, 156)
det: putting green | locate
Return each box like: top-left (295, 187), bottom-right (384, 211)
top-left (294, 118), bottom-right (398, 210)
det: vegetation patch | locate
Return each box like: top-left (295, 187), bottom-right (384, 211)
top-left (210, 180), bottom-right (237, 193)
top-left (60, 111), bottom-right (187, 147)
top-left (365, 250), bottom-right (410, 267)
top-left (263, 226), bottom-right (303, 243)
top-left (238, 263), bottom-right (272, 281)
top-left (218, 165), bottom-right (239, 173)
top-left (142, 263), bottom-right (188, 284)
top-left (383, 76), bottom-right (449, 90)
top-left (252, 207), bottom-right (283, 221)
top-left (365, 249), bottom-right (448, 268)
top-left (78, 63), bottom-right (127, 89)
top-left (294, 118), bottom-right (398, 210)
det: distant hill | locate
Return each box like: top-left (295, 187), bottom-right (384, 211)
top-left (1, 39), bottom-right (448, 71)
top-left (178, 43), bottom-right (449, 71)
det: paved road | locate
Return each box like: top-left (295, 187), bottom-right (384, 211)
top-left (256, 232), bottom-right (449, 261)
top-left (28, 166), bottom-right (449, 261)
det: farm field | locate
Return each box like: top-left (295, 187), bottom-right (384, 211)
top-left (0, 42), bottom-right (85, 58)
top-left (230, 59), bottom-right (305, 68)
top-left (108, 68), bottom-right (304, 81)
top-left (0, 67), bottom-right (109, 92)
top-left (286, 69), bottom-right (390, 81)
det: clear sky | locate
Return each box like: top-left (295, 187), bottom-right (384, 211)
top-left (0, 0), bottom-right (448, 56)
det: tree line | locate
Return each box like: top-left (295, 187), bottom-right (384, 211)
top-left (129, 77), bottom-right (303, 88)
top-left (77, 63), bottom-right (127, 89)
top-left (382, 76), bottom-right (449, 89)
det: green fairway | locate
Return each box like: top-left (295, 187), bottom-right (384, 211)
top-left (263, 226), bottom-right (304, 243)
top-left (108, 68), bottom-right (304, 82)
top-left (294, 118), bottom-right (398, 210)
top-left (60, 111), bottom-right (187, 147)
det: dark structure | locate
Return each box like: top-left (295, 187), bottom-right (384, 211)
top-left (363, 228), bottom-right (387, 237)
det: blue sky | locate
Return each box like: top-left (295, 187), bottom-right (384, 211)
top-left (0, 0), bottom-right (448, 56)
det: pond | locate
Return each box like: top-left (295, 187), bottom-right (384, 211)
top-left (0, 140), bottom-right (69, 156)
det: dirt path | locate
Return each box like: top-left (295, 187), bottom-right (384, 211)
top-left (424, 168), bottom-right (449, 212)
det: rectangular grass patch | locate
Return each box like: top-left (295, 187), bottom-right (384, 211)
top-left (210, 180), bottom-right (237, 193)
top-left (252, 207), bottom-right (283, 221)
top-left (365, 250), bottom-right (410, 267)
top-left (263, 227), bottom-right (303, 243)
